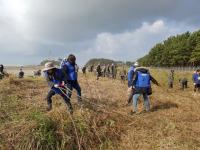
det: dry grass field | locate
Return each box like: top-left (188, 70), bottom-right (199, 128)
top-left (0, 68), bottom-right (200, 150)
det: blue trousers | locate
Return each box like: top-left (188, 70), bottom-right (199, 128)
top-left (133, 93), bottom-right (150, 112)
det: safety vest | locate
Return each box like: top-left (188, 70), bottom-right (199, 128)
top-left (61, 61), bottom-right (77, 81)
top-left (136, 71), bottom-right (150, 88)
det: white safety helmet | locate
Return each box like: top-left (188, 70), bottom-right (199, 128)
top-left (134, 62), bottom-right (139, 67)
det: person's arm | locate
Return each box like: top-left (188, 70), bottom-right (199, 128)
top-left (61, 69), bottom-right (67, 82)
top-left (131, 72), bottom-right (138, 88)
top-left (61, 64), bottom-right (68, 74)
top-left (44, 73), bottom-right (55, 88)
top-left (192, 74), bottom-right (196, 83)
top-left (60, 59), bottom-right (66, 69)
top-left (127, 70), bottom-right (133, 82)
top-left (61, 65), bottom-right (69, 83)
top-left (150, 75), bottom-right (159, 86)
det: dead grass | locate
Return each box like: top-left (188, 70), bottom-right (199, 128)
top-left (119, 69), bottom-right (200, 150)
top-left (0, 70), bottom-right (200, 150)
top-left (0, 76), bottom-right (127, 150)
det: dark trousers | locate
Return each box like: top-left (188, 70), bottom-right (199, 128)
top-left (168, 82), bottom-right (173, 88)
top-left (96, 72), bottom-right (101, 80)
top-left (47, 89), bottom-right (72, 109)
top-left (181, 81), bottom-right (188, 90)
top-left (194, 84), bottom-right (200, 92)
top-left (66, 81), bottom-right (82, 102)
top-left (128, 88), bottom-right (135, 104)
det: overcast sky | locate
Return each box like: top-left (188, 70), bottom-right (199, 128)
top-left (0, 0), bottom-right (200, 66)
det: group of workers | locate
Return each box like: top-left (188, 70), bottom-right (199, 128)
top-left (128, 65), bottom-right (200, 114)
top-left (1, 57), bottom-right (200, 115)
top-left (168, 69), bottom-right (200, 92)
top-left (43, 54), bottom-right (81, 114)
top-left (0, 64), bottom-right (42, 79)
top-left (168, 69), bottom-right (188, 90)
top-left (83, 63), bottom-right (123, 80)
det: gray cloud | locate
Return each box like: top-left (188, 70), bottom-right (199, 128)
top-left (0, 0), bottom-right (200, 65)
top-left (75, 20), bottom-right (198, 65)
top-left (26, 0), bottom-right (185, 42)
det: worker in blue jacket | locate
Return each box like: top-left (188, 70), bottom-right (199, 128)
top-left (43, 62), bottom-right (73, 114)
top-left (193, 69), bottom-right (200, 92)
top-left (127, 62), bottom-right (139, 87)
top-left (131, 67), bottom-right (159, 114)
top-left (127, 62), bottom-right (139, 104)
top-left (60, 54), bottom-right (82, 105)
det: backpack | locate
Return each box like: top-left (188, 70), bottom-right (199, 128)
top-left (136, 71), bottom-right (150, 88)
top-left (65, 62), bottom-right (77, 81)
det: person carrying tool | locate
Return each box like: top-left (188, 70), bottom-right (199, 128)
top-left (43, 62), bottom-right (73, 113)
top-left (130, 67), bottom-right (159, 114)
top-left (60, 54), bottom-right (82, 105)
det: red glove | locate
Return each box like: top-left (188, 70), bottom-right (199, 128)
top-left (60, 82), bottom-right (65, 87)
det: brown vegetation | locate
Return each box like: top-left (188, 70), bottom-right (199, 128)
top-left (0, 70), bottom-right (200, 149)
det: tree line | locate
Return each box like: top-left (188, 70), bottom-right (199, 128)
top-left (85, 58), bottom-right (125, 66)
top-left (85, 58), bottom-right (135, 67)
top-left (138, 30), bottom-right (200, 67)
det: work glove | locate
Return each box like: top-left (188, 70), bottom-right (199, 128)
top-left (60, 82), bottom-right (65, 87)
top-left (128, 87), bottom-right (133, 91)
top-left (54, 82), bottom-right (65, 88)
top-left (131, 86), bottom-right (135, 89)
top-left (54, 84), bottom-right (59, 88)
